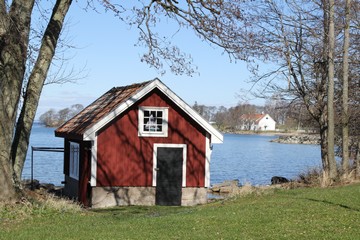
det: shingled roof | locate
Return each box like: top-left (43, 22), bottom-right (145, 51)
top-left (55, 80), bottom-right (152, 139)
top-left (55, 78), bottom-right (223, 143)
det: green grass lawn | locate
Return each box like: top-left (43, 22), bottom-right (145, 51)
top-left (1, 183), bottom-right (360, 239)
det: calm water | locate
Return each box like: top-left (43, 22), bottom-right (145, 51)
top-left (211, 134), bottom-right (321, 185)
top-left (23, 124), bottom-right (321, 186)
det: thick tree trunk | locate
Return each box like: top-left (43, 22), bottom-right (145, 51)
top-left (11, 0), bottom-right (73, 185)
top-left (0, 0), bottom-right (35, 200)
top-left (1, 0), bottom-right (72, 202)
top-left (326, 0), bottom-right (338, 184)
top-left (319, 114), bottom-right (332, 186)
top-left (341, 0), bottom-right (351, 179)
top-left (324, 0), bottom-right (338, 185)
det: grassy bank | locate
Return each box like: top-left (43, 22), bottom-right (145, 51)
top-left (1, 183), bottom-right (360, 239)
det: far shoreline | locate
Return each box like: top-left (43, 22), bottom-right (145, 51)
top-left (221, 129), bottom-right (319, 136)
top-left (221, 130), bottom-right (320, 145)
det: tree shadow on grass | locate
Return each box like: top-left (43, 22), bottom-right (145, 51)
top-left (305, 198), bottom-right (360, 212)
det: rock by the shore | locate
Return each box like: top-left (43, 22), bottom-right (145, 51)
top-left (271, 134), bottom-right (320, 145)
top-left (209, 180), bottom-right (291, 200)
top-left (210, 180), bottom-right (240, 194)
top-left (22, 179), bottom-right (56, 191)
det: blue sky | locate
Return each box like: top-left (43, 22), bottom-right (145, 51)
top-left (36, 3), bottom-right (263, 118)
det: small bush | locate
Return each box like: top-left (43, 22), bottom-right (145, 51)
top-left (296, 163), bottom-right (360, 186)
top-left (39, 193), bottom-right (83, 213)
top-left (297, 167), bottom-right (323, 185)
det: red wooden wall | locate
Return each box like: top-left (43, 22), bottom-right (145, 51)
top-left (96, 89), bottom-right (207, 188)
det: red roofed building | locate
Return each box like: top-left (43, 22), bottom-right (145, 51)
top-left (239, 113), bottom-right (276, 131)
top-left (55, 78), bottom-right (223, 207)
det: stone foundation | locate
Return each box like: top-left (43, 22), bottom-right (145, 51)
top-left (91, 186), bottom-right (208, 208)
top-left (92, 187), bottom-right (156, 208)
top-left (181, 187), bottom-right (208, 206)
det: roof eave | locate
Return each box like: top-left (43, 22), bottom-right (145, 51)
top-left (55, 131), bottom-right (83, 141)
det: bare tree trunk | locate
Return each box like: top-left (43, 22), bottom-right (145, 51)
top-left (341, 0), bottom-right (351, 179)
top-left (278, 0), bottom-right (333, 184)
top-left (0, 0), bottom-right (35, 201)
top-left (326, 0), bottom-right (338, 183)
top-left (1, 0), bottom-right (72, 201)
top-left (11, 0), bottom-right (73, 185)
top-left (319, 113), bottom-right (331, 186)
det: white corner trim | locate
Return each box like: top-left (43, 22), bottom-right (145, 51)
top-left (152, 143), bottom-right (187, 187)
top-left (205, 135), bottom-right (212, 188)
top-left (90, 138), bottom-right (97, 186)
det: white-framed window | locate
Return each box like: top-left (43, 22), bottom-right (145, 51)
top-left (138, 107), bottom-right (168, 137)
top-left (69, 142), bottom-right (80, 180)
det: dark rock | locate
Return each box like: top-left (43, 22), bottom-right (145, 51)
top-left (271, 176), bottom-right (289, 185)
top-left (39, 183), bottom-right (55, 191)
top-left (22, 179), bottom-right (40, 189)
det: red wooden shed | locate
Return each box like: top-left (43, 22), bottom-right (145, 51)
top-left (55, 78), bottom-right (223, 207)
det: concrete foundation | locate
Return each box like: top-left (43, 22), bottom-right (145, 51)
top-left (91, 187), bottom-right (208, 208)
top-left (181, 187), bottom-right (208, 206)
top-left (92, 187), bottom-right (156, 208)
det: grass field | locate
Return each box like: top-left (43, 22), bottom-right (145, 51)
top-left (1, 183), bottom-right (360, 239)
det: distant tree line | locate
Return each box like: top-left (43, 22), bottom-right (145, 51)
top-left (194, 95), bottom-right (360, 179)
top-left (39, 104), bottom-right (84, 127)
top-left (192, 100), bottom-right (317, 132)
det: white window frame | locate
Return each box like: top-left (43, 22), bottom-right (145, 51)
top-left (69, 142), bottom-right (80, 180)
top-left (138, 107), bottom-right (168, 137)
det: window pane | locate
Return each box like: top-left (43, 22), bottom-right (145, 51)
top-left (69, 143), bottom-right (80, 180)
top-left (139, 108), bottom-right (167, 136)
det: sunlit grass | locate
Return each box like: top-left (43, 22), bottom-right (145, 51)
top-left (1, 183), bottom-right (360, 239)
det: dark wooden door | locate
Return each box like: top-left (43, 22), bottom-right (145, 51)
top-left (155, 147), bottom-right (183, 206)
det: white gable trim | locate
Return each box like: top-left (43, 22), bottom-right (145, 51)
top-left (83, 78), bottom-right (223, 143)
top-left (154, 79), bottom-right (223, 144)
top-left (83, 80), bottom-right (157, 140)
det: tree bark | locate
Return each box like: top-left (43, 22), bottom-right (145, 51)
top-left (0, 0), bottom-right (72, 201)
top-left (341, 0), bottom-right (351, 179)
top-left (326, 0), bottom-right (338, 184)
top-left (0, 0), bottom-right (35, 201)
top-left (11, 0), bottom-right (73, 186)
